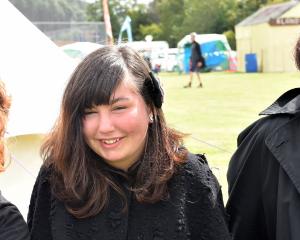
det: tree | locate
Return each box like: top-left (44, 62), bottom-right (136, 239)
top-left (139, 23), bottom-right (162, 40)
top-left (127, 4), bottom-right (160, 41)
top-left (86, 0), bottom-right (160, 41)
top-left (178, 0), bottom-right (238, 35)
top-left (152, 0), bottom-right (185, 47)
top-left (83, 0), bottom-right (290, 47)
top-left (86, 0), bottom-right (144, 41)
top-left (234, 0), bottom-right (289, 23)
top-left (149, 0), bottom-right (239, 47)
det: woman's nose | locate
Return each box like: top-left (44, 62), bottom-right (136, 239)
top-left (97, 112), bottom-right (114, 133)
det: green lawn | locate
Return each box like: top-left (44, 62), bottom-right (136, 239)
top-left (159, 71), bottom-right (299, 201)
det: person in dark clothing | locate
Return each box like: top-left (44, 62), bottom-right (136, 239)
top-left (0, 193), bottom-right (30, 240)
top-left (27, 45), bottom-right (230, 240)
top-left (226, 37), bottom-right (300, 240)
top-left (0, 82), bottom-right (30, 240)
top-left (184, 32), bottom-right (206, 88)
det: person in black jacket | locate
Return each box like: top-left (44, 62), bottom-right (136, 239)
top-left (184, 32), bottom-right (206, 88)
top-left (0, 81), bottom-right (30, 240)
top-left (226, 36), bottom-right (300, 240)
top-left (27, 45), bottom-right (230, 240)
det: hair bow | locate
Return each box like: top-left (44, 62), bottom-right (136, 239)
top-left (147, 72), bottom-right (164, 108)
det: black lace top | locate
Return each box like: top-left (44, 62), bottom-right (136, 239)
top-left (28, 153), bottom-right (230, 240)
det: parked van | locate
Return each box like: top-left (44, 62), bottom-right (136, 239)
top-left (123, 41), bottom-right (169, 72)
top-left (166, 48), bottom-right (183, 72)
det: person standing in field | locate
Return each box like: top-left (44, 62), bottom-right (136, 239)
top-left (184, 32), bottom-right (206, 88)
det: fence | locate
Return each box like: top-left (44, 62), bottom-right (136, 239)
top-left (33, 21), bottom-right (106, 45)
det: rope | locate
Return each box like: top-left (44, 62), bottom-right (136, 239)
top-left (190, 136), bottom-right (232, 154)
top-left (11, 154), bottom-right (36, 178)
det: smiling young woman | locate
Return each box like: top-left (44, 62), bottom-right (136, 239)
top-left (28, 45), bottom-right (230, 240)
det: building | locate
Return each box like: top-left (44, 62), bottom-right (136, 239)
top-left (235, 0), bottom-right (300, 72)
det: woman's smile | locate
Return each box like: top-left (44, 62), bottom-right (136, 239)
top-left (100, 137), bottom-right (123, 148)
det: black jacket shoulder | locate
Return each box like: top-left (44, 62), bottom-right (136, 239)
top-left (227, 114), bottom-right (291, 194)
top-left (182, 153), bottom-right (220, 202)
top-left (180, 153), bottom-right (230, 239)
top-left (0, 192), bottom-right (30, 240)
top-left (27, 164), bottom-right (53, 240)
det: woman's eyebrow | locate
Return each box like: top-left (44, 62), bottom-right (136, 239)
top-left (110, 97), bottom-right (130, 104)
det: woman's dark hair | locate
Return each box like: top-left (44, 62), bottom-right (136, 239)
top-left (41, 45), bottom-right (187, 218)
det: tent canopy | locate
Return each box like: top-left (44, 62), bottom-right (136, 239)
top-left (0, 0), bottom-right (77, 137)
top-left (0, 0), bottom-right (78, 217)
top-left (61, 42), bottom-right (104, 62)
top-left (177, 34), bottom-right (235, 72)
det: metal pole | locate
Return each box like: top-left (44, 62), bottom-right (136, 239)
top-left (102, 0), bottom-right (114, 45)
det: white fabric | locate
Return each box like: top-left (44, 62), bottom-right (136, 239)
top-left (0, 0), bottom-right (76, 137)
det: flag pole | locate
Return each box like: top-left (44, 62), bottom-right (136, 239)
top-left (102, 0), bottom-right (114, 45)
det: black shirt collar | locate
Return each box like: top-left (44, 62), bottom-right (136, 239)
top-left (98, 157), bottom-right (141, 184)
top-left (260, 88), bottom-right (300, 115)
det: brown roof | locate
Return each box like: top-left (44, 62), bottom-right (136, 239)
top-left (237, 1), bottom-right (299, 26)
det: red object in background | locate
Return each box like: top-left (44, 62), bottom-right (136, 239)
top-left (154, 63), bottom-right (161, 73)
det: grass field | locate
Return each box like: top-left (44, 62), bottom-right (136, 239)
top-left (158, 71), bottom-right (299, 201)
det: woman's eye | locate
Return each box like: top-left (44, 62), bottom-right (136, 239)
top-left (112, 106), bottom-right (127, 111)
top-left (84, 110), bottom-right (97, 115)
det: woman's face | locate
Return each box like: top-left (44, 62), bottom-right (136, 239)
top-left (82, 76), bottom-right (151, 171)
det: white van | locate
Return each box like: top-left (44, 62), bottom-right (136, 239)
top-left (165, 48), bottom-right (183, 72)
top-left (123, 41), bottom-right (169, 72)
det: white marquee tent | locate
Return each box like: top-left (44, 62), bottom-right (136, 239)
top-left (0, 0), bottom-right (76, 216)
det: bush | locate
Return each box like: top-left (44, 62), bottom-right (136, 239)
top-left (223, 30), bottom-right (236, 50)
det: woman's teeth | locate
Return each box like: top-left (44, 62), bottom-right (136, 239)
top-left (103, 138), bottom-right (120, 144)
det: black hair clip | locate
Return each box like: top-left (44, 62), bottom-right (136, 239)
top-left (147, 72), bottom-right (164, 108)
